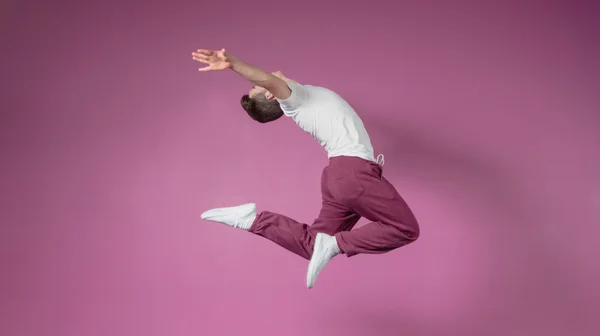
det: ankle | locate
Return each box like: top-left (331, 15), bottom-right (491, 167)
top-left (331, 236), bottom-right (341, 254)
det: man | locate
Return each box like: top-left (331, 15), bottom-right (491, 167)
top-left (192, 48), bottom-right (420, 289)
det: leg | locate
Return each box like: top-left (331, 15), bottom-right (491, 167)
top-left (202, 166), bottom-right (360, 261)
top-left (335, 170), bottom-right (420, 257)
top-left (306, 157), bottom-right (420, 287)
top-left (202, 200), bottom-right (358, 289)
top-left (249, 200), bottom-right (360, 260)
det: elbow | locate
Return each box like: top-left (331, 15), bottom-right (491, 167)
top-left (267, 76), bottom-right (292, 100)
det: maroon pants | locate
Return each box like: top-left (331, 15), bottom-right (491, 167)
top-left (249, 156), bottom-right (420, 260)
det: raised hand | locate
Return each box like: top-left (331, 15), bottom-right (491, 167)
top-left (192, 48), bottom-right (232, 72)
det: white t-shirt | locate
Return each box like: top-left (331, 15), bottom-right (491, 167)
top-left (276, 82), bottom-right (376, 163)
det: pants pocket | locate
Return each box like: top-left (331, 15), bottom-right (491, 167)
top-left (326, 168), bottom-right (365, 203)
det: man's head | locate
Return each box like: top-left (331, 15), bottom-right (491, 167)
top-left (240, 71), bottom-right (291, 123)
top-left (240, 86), bottom-right (283, 123)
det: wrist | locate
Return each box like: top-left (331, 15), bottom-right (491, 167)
top-left (228, 55), bottom-right (242, 69)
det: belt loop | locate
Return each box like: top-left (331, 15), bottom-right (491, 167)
top-left (376, 154), bottom-right (385, 167)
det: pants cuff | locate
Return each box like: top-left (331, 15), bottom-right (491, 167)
top-left (335, 232), bottom-right (357, 257)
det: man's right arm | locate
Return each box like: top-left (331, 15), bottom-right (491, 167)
top-left (226, 54), bottom-right (292, 100)
top-left (192, 48), bottom-right (305, 109)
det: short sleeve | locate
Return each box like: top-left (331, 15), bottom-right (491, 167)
top-left (276, 82), bottom-right (307, 114)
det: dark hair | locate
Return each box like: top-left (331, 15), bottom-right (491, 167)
top-left (240, 94), bottom-right (284, 123)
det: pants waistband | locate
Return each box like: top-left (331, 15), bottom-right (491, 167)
top-left (328, 154), bottom-right (385, 168)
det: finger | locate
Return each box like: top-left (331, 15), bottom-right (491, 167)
top-left (198, 66), bottom-right (213, 72)
top-left (192, 57), bottom-right (209, 64)
top-left (192, 52), bottom-right (210, 60)
top-left (195, 49), bottom-right (212, 55)
top-left (192, 57), bottom-right (210, 64)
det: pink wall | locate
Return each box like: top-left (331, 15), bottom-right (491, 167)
top-left (1, 0), bottom-right (599, 335)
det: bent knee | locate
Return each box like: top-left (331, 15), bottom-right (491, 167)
top-left (394, 219), bottom-right (420, 243)
top-left (406, 224), bottom-right (420, 242)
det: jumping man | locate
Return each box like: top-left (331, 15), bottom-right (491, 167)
top-left (192, 48), bottom-right (420, 289)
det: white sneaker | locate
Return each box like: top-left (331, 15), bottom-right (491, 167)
top-left (200, 203), bottom-right (257, 230)
top-left (306, 233), bottom-right (340, 289)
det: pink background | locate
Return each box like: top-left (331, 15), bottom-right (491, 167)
top-left (1, 0), bottom-right (599, 335)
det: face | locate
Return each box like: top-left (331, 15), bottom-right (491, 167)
top-left (249, 85), bottom-right (272, 100)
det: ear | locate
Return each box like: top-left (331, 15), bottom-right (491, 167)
top-left (265, 92), bottom-right (275, 100)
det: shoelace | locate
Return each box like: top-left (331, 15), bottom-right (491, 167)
top-left (376, 154), bottom-right (385, 166)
